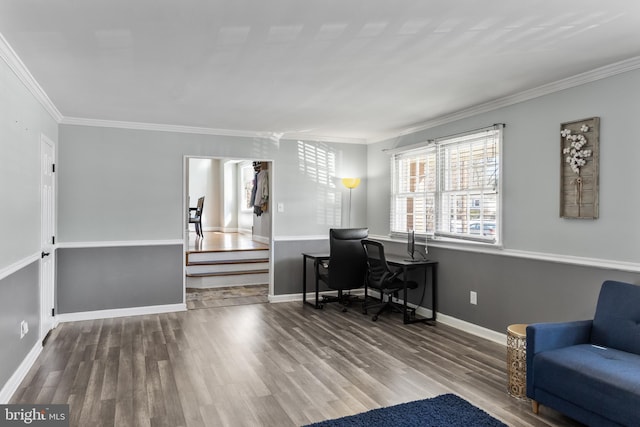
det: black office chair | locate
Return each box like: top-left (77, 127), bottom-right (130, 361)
top-left (317, 228), bottom-right (368, 311)
top-left (361, 239), bottom-right (417, 321)
top-left (189, 196), bottom-right (205, 238)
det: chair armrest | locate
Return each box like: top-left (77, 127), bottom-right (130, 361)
top-left (527, 320), bottom-right (592, 354)
top-left (526, 320), bottom-right (592, 397)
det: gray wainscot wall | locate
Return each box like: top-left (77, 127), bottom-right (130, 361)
top-left (0, 263), bottom-right (40, 395)
top-left (56, 245), bottom-right (184, 313)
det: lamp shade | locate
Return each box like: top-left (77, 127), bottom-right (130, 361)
top-left (341, 177), bottom-right (361, 189)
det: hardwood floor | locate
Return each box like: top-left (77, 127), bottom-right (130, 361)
top-left (186, 232), bottom-right (269, 254)
top-left (11, 302), bottom-right (582, 427)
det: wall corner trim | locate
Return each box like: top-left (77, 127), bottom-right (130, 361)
top-left (56, 239), bottom-right (184, 249)
top-left (368, 234), bottom-right (640, 273)
top-left (56, 303), bottom-right (186, 323)
top-left (0, 253), bottom-right (40, 282)
top-left (272, 235), bottom-right (328, 242)
top-left (0, 341), bottom-right (42, 404)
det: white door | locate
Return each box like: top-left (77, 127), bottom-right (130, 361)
top-left (40, 134), bottom-right (56, 341)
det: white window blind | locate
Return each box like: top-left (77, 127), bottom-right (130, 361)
top-left (390, 125), bottom-right (502, 243)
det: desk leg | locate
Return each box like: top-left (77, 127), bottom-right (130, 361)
top-left (314, 259), bottom-right (322, 309)
top-left (402, 264), bottom-right (433, 325)
top-left (302, 255), bottom-right (307, 306)
top-left (302, 255), bottom-right (323, 309)
top-left (431, 263), bottom-right (437, 321)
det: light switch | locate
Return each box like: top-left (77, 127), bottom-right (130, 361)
top-left (277, 203), bottom-right (284, 212)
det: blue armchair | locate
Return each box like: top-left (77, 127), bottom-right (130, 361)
top-left (526, 280), bottom-right (640, 426)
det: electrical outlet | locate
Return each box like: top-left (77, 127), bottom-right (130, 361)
top-left (470, 291), bottom-right (478, 305)
top-left (20, 320), bottom-right (29, 339)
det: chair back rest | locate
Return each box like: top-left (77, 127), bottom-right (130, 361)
top-left (195, 196), bottom-right (205, 216)
top-left (361, 239), bottom-right (392, 289)
top-left (591, 280), bottom-right (640, 354)
top-left (327, 228), bottom-right (368, 291)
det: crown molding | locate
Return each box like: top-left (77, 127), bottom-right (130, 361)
top-left (61, 116), bottom-right (366, 144)
top-left (61, 116), bottom-right (265, 138)
top-left (0, 33), bottom-right (63, 122)
top-left (370, 55), bottom-right (640, 143)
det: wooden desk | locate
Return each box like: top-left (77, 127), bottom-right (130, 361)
top-left (301, 252), bottom-right (438, 324)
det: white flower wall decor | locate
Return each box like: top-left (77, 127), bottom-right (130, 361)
top-left (560, 117), bottom-right (600, 219)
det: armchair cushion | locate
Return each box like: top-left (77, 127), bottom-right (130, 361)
top-left (526, 320), bottom-right (592, 397)
top-left (533, 344), bottom-right (640, 426)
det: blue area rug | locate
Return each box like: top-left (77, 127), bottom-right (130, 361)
top-left (305, 393), bottom-right (507, 427)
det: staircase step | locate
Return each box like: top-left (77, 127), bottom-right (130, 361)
top-left (186, 269), bottom-right (269, 278)
top-left (187, 249), bottom-right (269, 264)
top-left (186, 263), bottom-right (268, 275)
top-left (186, 272), bottom-right (269, 288)
top-left (187, 258), bottom-right (268, 266)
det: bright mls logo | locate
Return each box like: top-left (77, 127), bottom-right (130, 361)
top-left (0, 405), bottom-right (68, 426)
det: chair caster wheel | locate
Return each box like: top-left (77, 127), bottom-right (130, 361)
top-left (342, 307), bottom-right (348, 313)
top-left (372, 315), bottom-right (378, 321)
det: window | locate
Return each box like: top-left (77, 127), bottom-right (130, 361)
top-left (390, 125), bottom-right (502, 243)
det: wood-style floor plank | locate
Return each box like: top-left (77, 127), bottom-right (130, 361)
top-left (11, 301), bottom-right (582, 426)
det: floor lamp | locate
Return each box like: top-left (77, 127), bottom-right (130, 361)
top-left (341, 178), bottom-right (361, 228)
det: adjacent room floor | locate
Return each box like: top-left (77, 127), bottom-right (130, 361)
top-left (186, 231), bottom-right (269, 253)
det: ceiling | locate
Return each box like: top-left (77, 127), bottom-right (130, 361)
top-left (2, 1), bottom-right (640, 142)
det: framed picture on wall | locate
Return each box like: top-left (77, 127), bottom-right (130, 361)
top-left (560, 117), bottom-right (599, 219)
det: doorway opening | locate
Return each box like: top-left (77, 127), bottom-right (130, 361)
top-left (183, 157), bottom-right (273, 309)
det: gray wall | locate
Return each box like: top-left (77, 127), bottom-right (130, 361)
top-left (57, 125), bottom-right (368, 312)
top-left (57, 245), bottom-right (183, 313)
top-left (0, 262), bottom-right (40, 392)
top-left (58, 126), bottom-right (368, 241)
top-left (0, 54), bottom-right (58, 400)
top-left (367, 68), bottom-right (640, 332)
top-left (377, 240), bottom-right (639, 332)
top-left (273, 238), bottom-right (330, 296)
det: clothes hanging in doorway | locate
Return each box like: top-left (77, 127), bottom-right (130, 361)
top-left (252, 169), bottom-right (268, 216)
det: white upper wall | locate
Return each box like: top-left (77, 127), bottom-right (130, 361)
top-left (367, 68), bottom-right (640, 265)
top-left (57, 126), bottom-right (368, 242)
top-left (0, 55), bottom-right (58, 269)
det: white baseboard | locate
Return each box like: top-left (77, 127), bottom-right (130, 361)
top-left (435, 313), bottom-right (507, 345)
top-left (270, 291), bottom-right (506, 346)
top-left (56, 303), bottom-right (186, 323)
top-left (0, 341), bottom-right (42, 404)
top-left (268, 289), bottom-right (365, 303)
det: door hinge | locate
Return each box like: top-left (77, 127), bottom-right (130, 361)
top-left (52, 163), bottom-right (56, 173)
top-left (51, 308), bottom-right (55, 317)
top-left (52, 235), bottom-right (55, 244)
